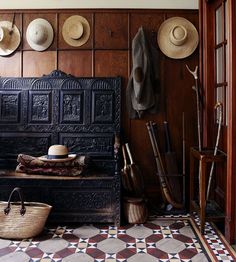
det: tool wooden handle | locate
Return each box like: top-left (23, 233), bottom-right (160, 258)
top-left (163, 121), bottom-right (172, 153)
top-left (125, 143), bottom-right (134, 164)
top-left (122, 145), bottom-right (127, 168)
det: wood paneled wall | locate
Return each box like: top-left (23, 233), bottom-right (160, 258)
top-left (0, 9), bottom-right (199, 206)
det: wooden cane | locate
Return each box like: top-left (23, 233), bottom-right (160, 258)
top-left (206, 102), bottom-right (223, 200)
top-left (186, 65), bottom-right (202, 151)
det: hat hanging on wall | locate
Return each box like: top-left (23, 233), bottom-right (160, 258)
top-left (0, 21), bottom-right (21, 56)
top-left (26, 18), bottom-right (54, 51)
top-left (157, 17), bottom-right (199, 59)
top-left (62, 15), bottom-right (90, 47)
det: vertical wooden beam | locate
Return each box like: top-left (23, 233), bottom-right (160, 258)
top-left (200, 0), bottom-right (215, 148)
top-left (225, 0), bottom-right (236, 243)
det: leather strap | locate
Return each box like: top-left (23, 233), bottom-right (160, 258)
top-left (4, 187), bottom-right (26, 216)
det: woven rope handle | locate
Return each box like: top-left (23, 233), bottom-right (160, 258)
top-left (4, 187), bottom-right (26, 216)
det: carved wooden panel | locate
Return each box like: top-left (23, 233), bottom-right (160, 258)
top-left (29, 91), bottom-right (52, 123)
top-left (0, 91), bottom-right (21, 123)
top-left (51, 189), bottom-right (112, 211)
top-left (60, 133), bottom-right (114, 157)
top-left (60, 90), bottom-right (84, 124)
top-left (0, 70), bottom-right (121, 167)
top-left (0, 133), bottom-right (51, 159)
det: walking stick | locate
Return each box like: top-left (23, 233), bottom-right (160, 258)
top-left (206, 102), bottom-right (223, 200)
top-left (186, 65), bottom-right (202, 201)
top-left (186, 65), bottom-right (202, 151)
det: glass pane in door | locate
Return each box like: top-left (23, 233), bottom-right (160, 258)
top-left (216, 5), bottom-right (223, 44)
top-left (216, 47), bottom-right (224, 84)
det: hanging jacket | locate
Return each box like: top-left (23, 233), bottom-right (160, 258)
top-left (126, 26), bottom-right (159, 119)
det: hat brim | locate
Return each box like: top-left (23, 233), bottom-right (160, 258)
top-left (157, 17), bottom-right (199, 59)
top-left (26, 18), bottom-right (54, 51)
top-left (38, 154), bottom-right (77, 162)
top-left (0, 21), bottom-right (21, 56)
top-left (62, 15), bottom-right (90, 47)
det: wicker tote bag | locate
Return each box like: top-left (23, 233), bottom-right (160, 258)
top-left (0, 187), bottom-right (52, 239)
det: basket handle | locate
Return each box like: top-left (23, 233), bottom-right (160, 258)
top-left (4, 187), bottom-right (26, 216)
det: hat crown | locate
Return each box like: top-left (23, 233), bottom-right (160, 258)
top-left (48, 145), bottom-right (68, 159)
top-left (68, 22), bottom-right (83, 40)
top-left (169, 25), bottom-right (187, 46)
top-left (0, 27), bottom-right (4, 42)
top-left (29, 24), bottom-right (47, 45)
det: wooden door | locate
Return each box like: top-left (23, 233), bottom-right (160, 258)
top-left (200, 0), bottom-right (236, 243)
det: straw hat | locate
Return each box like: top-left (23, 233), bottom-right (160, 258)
top-left (0, 21), bottom-right (21, 56)
top-left (157, 17), bottom-right (199, 59)
top-left (38, 145), bottom-right (76, 162)
top-left (62, 15), bottom-right (90, 47)
top-left (26, 18), bottom-right (54, 51)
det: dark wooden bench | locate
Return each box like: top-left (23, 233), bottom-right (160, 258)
top-left (0, 70), bottom-right (121, 225)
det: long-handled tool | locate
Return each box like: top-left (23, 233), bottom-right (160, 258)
top-left (121, 145), bottom-right (133, 194)
top-left (146, 121), bottom-right (183, 209)
top-left (163, 121), bottom-right (182, 203)
top-left (206, 102), bottom-right (223, 200)
top-left (125, 143), bottom-right (144, 197)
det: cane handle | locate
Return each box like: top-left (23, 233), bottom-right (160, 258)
top-left (186, 64), bottom-right (198, 80)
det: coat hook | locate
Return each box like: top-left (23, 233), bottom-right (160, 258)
top-left (108, 29), bottom-right (113, 37)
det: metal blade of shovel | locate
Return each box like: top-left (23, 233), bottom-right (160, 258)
top-left (163, 121), bottom-right (182, 203)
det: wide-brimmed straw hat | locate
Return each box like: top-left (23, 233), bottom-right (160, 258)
top-left (157, 17), bottom-right (199, 59)
top-left (0, 21), bottom-right (21, 56)
top-left (26, 18), bottom-right (54, 51)
top-left (62, 15), bottom-right (90, 47)
top-left (38, 145), bottom-right (76, 162)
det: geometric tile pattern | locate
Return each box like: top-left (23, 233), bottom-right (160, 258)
top-left (0, 215), bottom-right (235, 262)
top-left (192, 213), bottom-right (236, 262)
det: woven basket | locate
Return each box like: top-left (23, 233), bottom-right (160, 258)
top-left (0, 187), bottom-right (52, 239)
top-left (123, 197), bottom-right (148, 224)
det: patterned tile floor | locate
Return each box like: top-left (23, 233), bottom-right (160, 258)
top-left (0, 214), bottom-right (235, 261)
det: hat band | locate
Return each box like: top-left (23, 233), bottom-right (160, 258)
top-left (47, 154), bottom-right (68, 159)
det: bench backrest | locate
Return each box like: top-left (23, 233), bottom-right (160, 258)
top-left (0, 70), bottom-right (121, 171)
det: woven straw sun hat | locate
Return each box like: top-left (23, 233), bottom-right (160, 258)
top-left (0, 21), bottom-right (21, 56)
top-left (38, 145), bottom-right (76, 162)
top-left (26, 18), bottom-right (54, 51)
top-left (157, 17), bottom-right (199, 59)
top-left (62, 15), bottom-right (90, 47)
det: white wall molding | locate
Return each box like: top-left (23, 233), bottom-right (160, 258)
top-left (0, 0), bottom-right (198, 10)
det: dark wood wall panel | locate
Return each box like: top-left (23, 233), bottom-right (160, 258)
top-left (0, 52), bottom-right (21, 77)
top-left (95, 13), bottom-right (129, 49)
top-left (130, 12), bottom-right (164, 39)
top-left (58, 50), bottom-right (93, 76)
top-left (0, 9), bottom-right (198, 208)
top-left (23, 51), bottom-right (57, 77)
